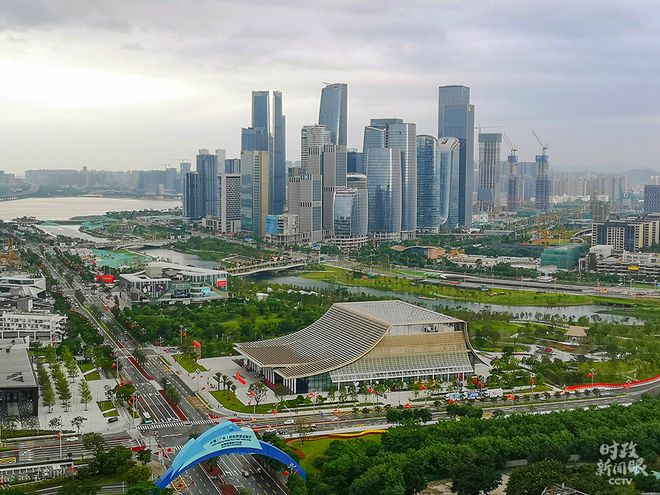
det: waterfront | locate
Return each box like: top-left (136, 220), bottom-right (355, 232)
top-left (0, 196), bottom-right (179, 221)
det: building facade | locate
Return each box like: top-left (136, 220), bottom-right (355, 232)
top-left (287, 173), bottom-right (323, 243)
top-left (240, 151), bottom-right (270, 238)
top-left (417, 135), bottom-right (456, 233)
top-left (535, 153), bottom-right (551, 212)
top-left (183, 172), bottom-right (203, 219)
top-left (366, 147), bottom-right (402, 239)
top-left (318, 83), bottom-right (348, 146)
top-left (644, 185), bottom-right (660, 214)
top-left (0, 308), bottom-right (66, 344)
top-left (332, 187), bottom-right (368, 249)
top-left (477, 133), bottom-right (502, 212)
top-left (196, 149), bottom-right (220, 217)
top-left (592, 217), bottom-right (660, 251)
top-left (272, 91), bottom-right (286, 215)
top-left (438, 85), bottom-right (475, 227)
top-left (214, 173), bottom-right (241, 234)
top-left (307, 144), bottom-right (347, 238)
top-left (300, 125), bottom-right (331, 170)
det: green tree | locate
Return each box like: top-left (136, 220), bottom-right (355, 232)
top-left (349, 463), bottom-right (406, 495)
top-left (82, 432), bottom-right (106, 453)
top-left (451, 459), bottom-right (501, 495)
top-left (58, 479), bottom-right (99, 495)
top-left (70, 416), bottom-right (87, 435)
top-left (114, 382), bottom-right (136, 403)
top-left (79, 380), bottom-right (93, 410)
top-left (137, 449), bottom-right (152, 465)
top-left (274, 383), bottom-right (290, 407)
top-left (126, 482), bottom-right (174, 495)
top-left (248, 382), bottom-right (268, 409)
top-left (125, 464), bottom-right (152, 485)
top-left (287, 474), bottom-right (308, 495)
top-left (507, 460), bottom-right (567, 495)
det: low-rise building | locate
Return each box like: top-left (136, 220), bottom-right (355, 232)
top-left (0, 298), bottom-right (66, 344)
top-left (0, 337), bottom-right (38, 415)
top-left (120, 262), bottom-right (228, 303)
top-left (0, 274), bottom-right (47, 298)
top-left (264, 213), bottom-right (311, 246)
top-left (540, 243), bottom-right (587, 269)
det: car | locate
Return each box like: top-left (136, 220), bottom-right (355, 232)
top-left (355, 423), bottom-right (366, 427)
top-left (265, 428), bottom-right (276, 433)
top-left (283, 419), bottom-right (294, 425)
top-left (65, 436), bottom-right (78, 443)
top-left (241, 469), bottom-right (250, 477)
top-left (107, 416), bottom-right (119, 423)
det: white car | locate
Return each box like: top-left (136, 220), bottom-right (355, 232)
top-left (65, 436), bottom-right (78, 443)
top-left (283, 419), bottom-right (294, 425)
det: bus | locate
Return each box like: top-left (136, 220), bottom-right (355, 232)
top-left (142, 412), bottom-right (152, 424)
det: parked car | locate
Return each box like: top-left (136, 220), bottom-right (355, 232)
top-left (107, 416), bottom-right (119, 423)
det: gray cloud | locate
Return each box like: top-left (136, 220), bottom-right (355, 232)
top-left (0, 0), bottom-right (659, 173)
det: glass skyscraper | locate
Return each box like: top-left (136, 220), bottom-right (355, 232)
top-left (535, 153), bottom-right (551, 212)
top-left (272, 91), bottom-right (286, 215)
top-left (366, 147), bottom-right (401, 236)
top-left (438, 85), bottom-right (475, 227)
top-left (319, 83), bottom-right (348, 146)
top-left (477, 133), bottom-right (502, 213)
top-left (364, 119), bottom-right (416, 235)
top-left (417, 136), bottom-right (459, 232)
top-left (196, 149), bottom-right (219, 217)
top-left (183, 171), bottom-right (202, 219)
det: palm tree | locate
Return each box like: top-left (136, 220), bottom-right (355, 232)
top-left (214, 373), bottom-right (223, 391)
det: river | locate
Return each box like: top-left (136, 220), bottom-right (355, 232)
top-left (260, 275), bottom-right (641, 324)
top-left (0, 196), bottom-right (180, 221)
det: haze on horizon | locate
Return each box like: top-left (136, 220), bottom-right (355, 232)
top-left (1, 0), bottom-right (659, 175)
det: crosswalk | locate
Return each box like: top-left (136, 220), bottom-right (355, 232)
top-left (136, 418), bottom-right (216, 431)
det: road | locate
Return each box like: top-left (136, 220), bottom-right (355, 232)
top-left (39, 247), bottom-right (286, 494)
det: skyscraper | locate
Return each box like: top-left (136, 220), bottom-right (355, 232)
top-left (417, 136), bottom-right (459, 233)
top-left (240, 150), bottom-right (269, 238)
top-left (644, 184), bottom-right (660, 214)
top-left (288, 172), bottom-right (322, 243)
top-left (183, 172), bottom-right (202, 219)
top-left (301, 125), bottom-right (331, 170)
top-left (318, 83), bottom-right (348, 146)
top-left (217, 173), bottom-right (242, 233)
top-left (506, 149), bottom-right (521, 212)
top-left (347, 150), bottom-right (365, 174)
top-left (196, 149), bottom-right (219, 217)
top-left (333, 186), bottom-right (368, 249)
top-left (438, 85), bottom-right (475, 226)
top-left (242, 91), bottom-right (285, 216)
top-left (535, 152), bottom-right (551, 212)
top-left (477, 133), bottom-right (502, 213)
top-left (307, 144), bottom-right (347, 237)
top-left (272, 91), bottom-right (286, 215)
top-left (364, 118), bottom-right (417, 236)
top-left (366, 147), bottom-right (402, 238)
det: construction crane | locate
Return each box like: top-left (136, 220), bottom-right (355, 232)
top-left (532, 131), bottom-right (548, 156)
top-left (503, 133), bottom-right (518, 155)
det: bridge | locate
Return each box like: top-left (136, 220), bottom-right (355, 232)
top-left (228, 259), bottom-right (307, 276)
top-left (113, 240), bottom-right (173, 250)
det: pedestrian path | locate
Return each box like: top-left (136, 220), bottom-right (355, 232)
top-left (136, 418), bottom-right (216, 431)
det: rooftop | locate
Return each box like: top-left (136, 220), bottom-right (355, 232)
top-left (0, 338), bottom-right (37, 389)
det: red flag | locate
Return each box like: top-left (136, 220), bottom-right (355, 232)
top-left (182, 331), bottom-right (187, 337)
top-left (587, 372), bottom-right (593, 378)
top-left (404, 402), bottom-right (413, 409)
top-left (367, 387), bottom-right (374, 394)
top-left (192, 340), bottom-right (201, 349)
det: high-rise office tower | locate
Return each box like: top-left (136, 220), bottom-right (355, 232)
top-left (438, 85), bottom-right (475, 226)
top-left (301, 125), bottom-right (330, 169)
top-left (272, 91), bottom-right (286, 215)
top-left (535, 152), bottom-right (551, 212)
top-left (217, 174), bottom-right (242, 233)
top-left (318, 83), bottom-right (348, 146)
top-left (215, 149), bottom-right (227, 174)
top-left (506, 149), bottom-right (521, 212)
top-left (196, 149), bottom-right (219, 217)
top-left (183, 172), bottom-right (203, 219)
top-left (225, 158), bottom-right (241, 175)
top-left (440, 138), bottom-right (461, 230)
top-left (644, 184), bottom-right (660, 214)
top-left (477, 133), bottom-right (502, 213)
top-left (241, 91), bottom-right (285, 215)
top-left (366, 147), bottom-right (402, 238)
top-left (416, 135), bottom-right (457, 233)
top-left (240, 150), bottom-right (270, 238)
top-left (333, 186), bottom-right (368, 249)
top-left (364, 118), bottom-right (417, 236)
top-left (307, 144), bottom-right (347, 237)
top-left (288, 172), bottom-right (323, 243)
top-left (179, 162), bottom-right (192, 195)
top-left (347, 150), bottom-right (365, 174)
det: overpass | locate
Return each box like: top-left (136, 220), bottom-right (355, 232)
top-left (228, 259), bottom-right (306, 276)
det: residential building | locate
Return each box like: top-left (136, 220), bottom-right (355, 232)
top-left (591, 217), bottom-right (660, 251)
top-left (366, 147), bottom-right (402, 240)
top-left (183, 171), bottom-right (203, 219)
top-left (644, 184), bottom-right (660, 214)
top-left (438, 85), bottom-right (475, 226)
top-left (240, 150), bottom-right (270, 238)
top-left (301, 125), bottom-right (330, 170)
top-left (477, 133), bottom-right (502, 212)
top-left (318, 83), bottom-right (348, 146)
top-left (236, 300), bottom-right (480, 393)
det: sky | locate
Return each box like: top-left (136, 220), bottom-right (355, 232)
top-left (1, 0), bottom-right (659, 175)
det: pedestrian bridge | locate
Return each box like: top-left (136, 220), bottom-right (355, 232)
top-left (228, 259), bottom-right (306, 276)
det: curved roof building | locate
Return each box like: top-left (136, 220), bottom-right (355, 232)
top-left (235, 300), bottom-right (481, 394)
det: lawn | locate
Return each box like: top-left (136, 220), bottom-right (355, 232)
top-left (173, 354), bottom-right (208, 373)
top-left (302, 265), bottom-right (641, 308)
top-left (84, 371), bottom-right (101, 381)
top-left (210, 389), bottom-right (275, 414)
top-left (289, 433), bottom-right (382, 475)
top-left (97, 400), bottom-right (119, 417)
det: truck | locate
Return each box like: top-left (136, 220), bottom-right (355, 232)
top-left (485, 388), bottom-right (504, 399)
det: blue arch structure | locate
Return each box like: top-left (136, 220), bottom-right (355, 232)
top-left (156, 421), bottom-right (306, 488)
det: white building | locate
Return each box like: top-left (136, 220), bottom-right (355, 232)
top-left (0, 301), bottom-right (66, 344)
top-left (0, 274), bottom-right (47, 298)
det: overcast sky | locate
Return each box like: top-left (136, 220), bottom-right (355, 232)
top-left (1, 0), bottom-right (659, 174)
